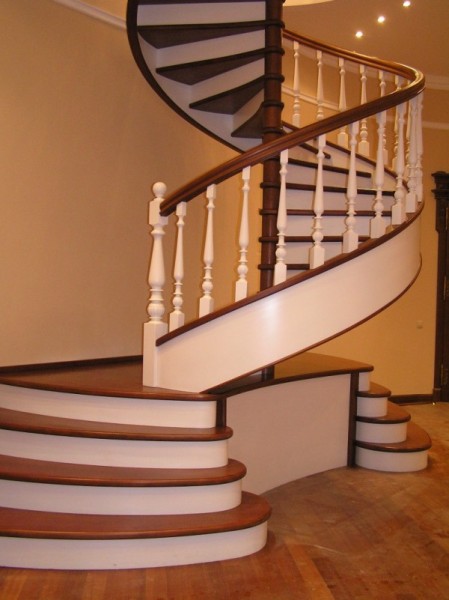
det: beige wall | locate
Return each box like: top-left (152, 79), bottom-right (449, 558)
top-left (0, 0), bottom-right (235, 366)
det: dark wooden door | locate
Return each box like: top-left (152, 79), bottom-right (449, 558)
top-left (433, 171), bottom-right (449, 402)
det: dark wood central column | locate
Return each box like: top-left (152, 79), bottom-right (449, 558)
top-left (259, 0), bottom-right (285, 291)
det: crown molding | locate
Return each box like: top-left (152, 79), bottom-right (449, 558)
top-left (52, 0), bottom-right (125, 29)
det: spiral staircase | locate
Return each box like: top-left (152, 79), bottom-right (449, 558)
top-left (0, 0), bottom-right (431, 570)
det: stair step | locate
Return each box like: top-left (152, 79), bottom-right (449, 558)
top-left (0, 407), bottom-right (231, 442)
top-left (137, 22), bottom-right (265, 49)
top-left (0, 492), bottom-right (271, 570)
top-left (0, 455), bottom-right (246, 515)
top-left (157, 49), bottom-right (265, 85)
top-left (358, 382), bottom-right (392, 398)
top-left (355, 421), bottom-right (431, 473)
top-left (0, 407), bottom-right (230, 469)
top-left (356, 401), bottom-right (410, 425)
top-left (190, 76), bottom-right (265, 114)
top-left (232, 104), bottom-right (263, 138)
top-left (0, 454), bottom-right (245, 487)
top-left (0, 491), bottom-right (269, 539)
top-left (288, 158), bottom-right (372, 180)
top-left (355, 402), bottom-right (411, 444)
top-left (355, 421), bottom-right (431, 453)
top-left (286, 183), bottom-right (395, 197)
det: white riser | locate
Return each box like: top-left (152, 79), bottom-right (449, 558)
top-left (0, 384), bottom-right (217, 428)
top-left (355, 447), bottom-right (428, 472)
top-left (286, 241), bottom-right (344, 264)
top-left (356, 421), bottom-right (408, 444)
top-left (357, 395), bottom-right (388, 417)
top-left (137, 3), bottom-right (266, 26)
top-left (286, 215), bottom-right (373, 237)
top-left (0, 430), bottom-right (228, 469)
top-left (0, 522), bottom-right (268, 570)
top-left (0, 479), bottom-right (242, 516)
top-left (191, 60), bottom-right (264, 104)
top-left (157, 31), bottom-right (265, 68)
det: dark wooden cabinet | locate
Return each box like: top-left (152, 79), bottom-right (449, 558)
top-left (433, 171), bottom-right (449, 402)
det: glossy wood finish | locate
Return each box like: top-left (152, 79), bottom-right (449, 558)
top-left (0, 407), bottom-right (231, 442)
top-left (0, 454), bottom-right (246, 487)
top-left (0, 402), bottom-right (446, 599)
top-left (0, 492), bottom-right (270, 540)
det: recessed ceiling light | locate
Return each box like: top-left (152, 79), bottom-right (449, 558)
top-left (403, 1), bottom-right (411, 7)
top-left (355, 30), bottom-right (364, 39)
top-left (377, 15), bottom-right (386, 23)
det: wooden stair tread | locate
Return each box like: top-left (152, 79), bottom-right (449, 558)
top-left (288, 158), bottom-right (371, 179)
top-left (137, 22), bottom-right (266, 49)
top-left (0, 492), bottom-right (271, 540)
top-left (0, 454), bottom-right (246, 487)
top-left (0, 358), bottom-right (220, 401)
top-left (358, 382), bottom-right (392, 398)
top-left (190, 76), bottom-right (265, 114)
top-left (355, 422), bottom-right (431, 453)
top-left (156, 49), bottom-right (265, 85)
top-left (357, 401), bottom-right (411, 424)
top-left (286, 182), bottom-right (395, 196)
top-left (286, 209), bottom-right (392, 217)
top-left (0, 407), bottom-right (231, 442)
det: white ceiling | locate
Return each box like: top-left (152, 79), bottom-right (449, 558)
top-left (284, 0), bottom-right (449, 81)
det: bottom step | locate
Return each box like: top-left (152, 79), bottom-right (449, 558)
top-left (0, 492), bottom-right (271, 570)
top-left (355, 422), bottom-right (431, 472)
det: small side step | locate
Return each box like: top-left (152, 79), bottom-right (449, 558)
top-left (355, 421), bottom-right (431, 473)
top-left (0, 493), bottom-right (271, 570)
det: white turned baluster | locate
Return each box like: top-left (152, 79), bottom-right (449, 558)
top-left (370, 111), bottom-right (387, 238)
top-left (406, 97), bottom-right (418, 213)
top-left (392, 76), bottom-right (403, 171)
top-left (337, 58), bottom-right (348, 148)
top-left (416, 92), bottom-right (424, 203)
top-left (343, 122), bottom-right (359, 253)
top-left (147, 183), bottom-right (169, 327)
top-left (292, 41), bottom-right (301, 127)
top-left (358, 65), bottom-right (370, 156)
top-left (235, 166), bottom-right (251, 301)
top-left (379, 70), bottom-right (388, 164)
top-left (316, 50), bottom-right (324, 121)
top-left (169, 201), bottom-right (186, 331)
top-left (142, 182), bottom-right (169, 387)
top-left (199, 184), bottom-right (216, 317)
top-left (392, 102), bottom-right (406, 225)
top-left (274, 150), bottom-right (289, 285)
top-left (309, 135), bottom-right (326, 268)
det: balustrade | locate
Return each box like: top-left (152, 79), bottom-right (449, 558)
top-left (142, 31), bottom-right (424, 372)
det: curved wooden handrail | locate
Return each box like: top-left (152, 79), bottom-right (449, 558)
top-left (160, 31), bottom-right (424, 216)
top-left (283, 29), bottom-right (417, 78)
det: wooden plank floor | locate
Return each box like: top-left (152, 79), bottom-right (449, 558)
top-left (1, 402), bottom-right (448, 599)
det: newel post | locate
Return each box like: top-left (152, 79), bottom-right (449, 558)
top-left (143, 182), bottom-right (169, 387)
top-left (259, 0), bottom-right (284, 291)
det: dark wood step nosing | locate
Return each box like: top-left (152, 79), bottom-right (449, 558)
top-left (355, 423), bottom-right (431, 453)
top-left (156, 49), bottom-right (266, 85)
top-left (0, 408), bottom-right (232, 442)
top-left (0, 455), bottom-right (246, 487)
top-left (288, 158), bottom-right (372, 178)
top-left (358, 382), bottom-right (392, 398)
top-left (286, 183), bottom-right (395, 196)
top-left (0, 492), bottom-right (272, 540)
